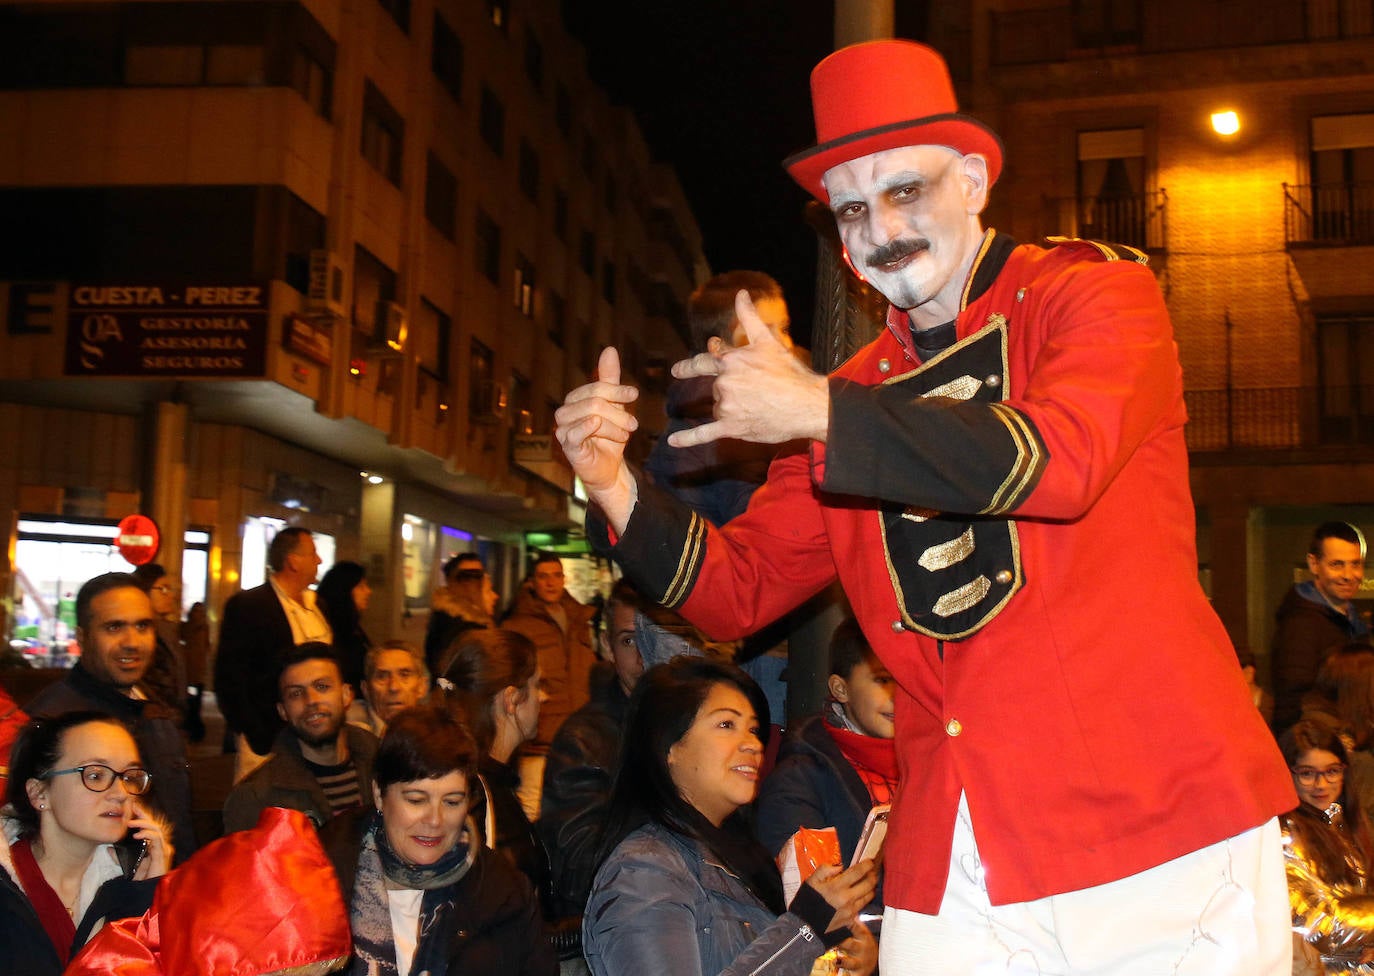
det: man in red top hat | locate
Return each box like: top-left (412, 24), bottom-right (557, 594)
top-left (556, 40), bottom-right (1294, 974)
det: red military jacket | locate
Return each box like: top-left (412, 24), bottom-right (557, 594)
top-left (595, 232), bottom-right (1295, 912)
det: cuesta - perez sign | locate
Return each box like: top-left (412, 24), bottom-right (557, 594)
top-left (64, 284), bottom-right (269, 377)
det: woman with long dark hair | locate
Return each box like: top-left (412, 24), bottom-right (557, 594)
top-left (584, 656), bottom-right (877, 976)
top-left (318, 560), bottom-right (374, 696)
top-left (1280, 718), bottom-right (1374, 971)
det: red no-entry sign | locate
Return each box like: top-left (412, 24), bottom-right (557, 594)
top-left (115, 514), bottom-right (161, 566)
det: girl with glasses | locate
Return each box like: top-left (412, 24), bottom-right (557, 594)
top-left (1279, 719), bottom-right (1374, 973)
top-left (2, 710), bottom-right (171, 974)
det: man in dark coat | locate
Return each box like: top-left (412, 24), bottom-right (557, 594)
top-left (1272, 520), bottom-right (1371, 732)
top-left (24, 573), bottom-right (198, 859)
top-left (215, 527), bottom-right (330, 774)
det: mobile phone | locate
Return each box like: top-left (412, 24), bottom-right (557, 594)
top-left (850, 804), bottom-right (890, 867)
top-left (115, 829), bottom-right (149, 879)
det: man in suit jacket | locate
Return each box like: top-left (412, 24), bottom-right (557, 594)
top-left (215, 527), bottom-right (331, 776)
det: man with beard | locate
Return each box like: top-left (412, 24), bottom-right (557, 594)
top-left (26, 572), bottom-right (198, 859)
top-left (222, 642), bottom-right (378, 833)
top-left (555, 39), bottom-right (1294, 975)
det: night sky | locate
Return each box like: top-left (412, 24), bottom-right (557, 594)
top-left (562, 1), bottom-right (837, 347)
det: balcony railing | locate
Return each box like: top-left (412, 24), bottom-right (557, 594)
top-left (1044, 190), bottom-right (1168, 252)
top-left (1185, 386), bottom-right (1374, 452)
top-left (1284, 182), bottom-right (1374, 247)
top-left (990, 0), bottom-right (1372, 66)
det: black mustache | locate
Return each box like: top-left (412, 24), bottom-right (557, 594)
top-left (867, 239), bottom-right (928, 269)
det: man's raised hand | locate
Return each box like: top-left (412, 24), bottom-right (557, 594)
top-left (554, 346), bottom-right (641, 533)
top-left (668, 290), bottom-right (830, 448)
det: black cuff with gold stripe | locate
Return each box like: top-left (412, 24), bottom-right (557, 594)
top-left (585, 482), bottom-right (707, 609)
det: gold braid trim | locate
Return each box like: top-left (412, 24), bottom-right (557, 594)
top-left (662, 511), bottom-right (707, 608)
top-left (982, 403), bottom-right (1043, 515)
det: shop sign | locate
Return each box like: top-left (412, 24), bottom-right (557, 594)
top-left (513, 434), bottom-right (572, 492)
top-left (114, 514), bottom-right (160, 565)
top-left (64, 283), bottom-right (268, 378)
top-left (284, 312), bottom-right (334, 366)
top-left (513, 434), bottom-right (554, 462)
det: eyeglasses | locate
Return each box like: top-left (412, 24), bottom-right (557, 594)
top-left (44, 764), bottom-right (152, 795)
top-left (1291, 764), bottom-right (1346, 786)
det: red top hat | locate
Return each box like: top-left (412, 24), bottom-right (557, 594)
top-left (784, 40), bottom-right (1004, 202)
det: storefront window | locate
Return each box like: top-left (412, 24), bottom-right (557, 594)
top-left (402, 514), bottom-right (437, 608)
top-left (10, 516), bottom-right (212, 667)
top-left (239, 516), bottom-right (335, 591)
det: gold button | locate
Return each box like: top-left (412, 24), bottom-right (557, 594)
top-left (890, 619), bottom-right (905, 633)
top-left (995, 569), bottom-right (1013, 585)
top-left (946, 718), bottom-right (962, 737)
top-left (878, 358), bottom-right (891, 374)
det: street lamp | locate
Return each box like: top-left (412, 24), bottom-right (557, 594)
top-left (1211, 110), bottom-right (1240, 136)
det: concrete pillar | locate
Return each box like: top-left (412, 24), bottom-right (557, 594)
top-left (145, 401), bottom-right (189, 579)
top-left (834, 0), bottom-right (894, 49)
top-left (359, 480), bottom-right (398, 642)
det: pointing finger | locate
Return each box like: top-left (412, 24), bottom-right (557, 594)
top-left (668, 420), bottom-right (726, 449)
top-left (671, 351), bottom-right (721, 380)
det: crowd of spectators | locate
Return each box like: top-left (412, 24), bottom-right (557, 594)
top-left (2, 554), bottom-right (911, 976)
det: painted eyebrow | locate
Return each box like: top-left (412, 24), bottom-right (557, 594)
top-left (875, 169), bottom-right (939, 192)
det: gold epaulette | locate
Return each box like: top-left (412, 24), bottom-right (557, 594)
top-left (1044, 235), bottom-right (1149, 266)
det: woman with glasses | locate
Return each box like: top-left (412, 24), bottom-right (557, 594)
top-left (1279, 719), bottom-right (1374, 972)
top-left (2, 710), bottom-right (171, 975)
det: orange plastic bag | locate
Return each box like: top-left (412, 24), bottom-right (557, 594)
top-left (777, 826), bottom-right (842, 905)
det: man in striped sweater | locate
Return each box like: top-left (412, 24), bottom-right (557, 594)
top-left (222, 642), bottom-right (378, 834)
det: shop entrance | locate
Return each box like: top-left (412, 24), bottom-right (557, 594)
top-left (9, 516), bottom-right (211, 667)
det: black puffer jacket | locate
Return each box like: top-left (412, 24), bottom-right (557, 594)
top-left (537, 662), bottom-right (629, 918)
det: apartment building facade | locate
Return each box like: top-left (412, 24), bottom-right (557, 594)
top-left (0, 0), bottom-right (708, 653)
top-left (915, 0), bottom-right (1374, 668)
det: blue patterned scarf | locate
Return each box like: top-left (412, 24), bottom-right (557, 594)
top-left (347, 814), bottom-right (477, 976)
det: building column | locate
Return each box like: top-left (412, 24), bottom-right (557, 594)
top-left (359, 479), bottom-right (398, 644)
top-left (145, 401), bottom-right (189, 579)
top-left (834, 0), bottom-right (894, 49)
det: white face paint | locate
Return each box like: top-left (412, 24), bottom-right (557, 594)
top-left (823, 145), bottom-right (988, 329)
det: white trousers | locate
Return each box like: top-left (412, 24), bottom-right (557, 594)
top-left (880, 794), bottom-right (1291, 975)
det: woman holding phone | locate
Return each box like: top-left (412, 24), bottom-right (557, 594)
top-left (2, 710), bottom-right (171, 974)
top-left (583, 656), bottom-right (878, 976)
